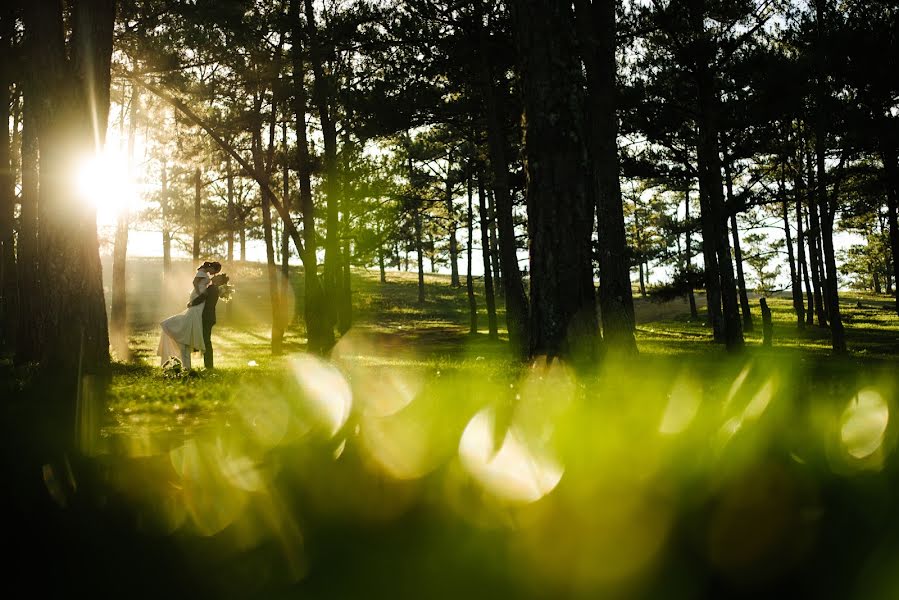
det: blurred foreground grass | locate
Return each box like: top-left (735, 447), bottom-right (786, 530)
top-left (4, 259), bottom-right (899, 599)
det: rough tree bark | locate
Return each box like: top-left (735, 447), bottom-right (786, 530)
top-left (574, 0), bottom-right (637, 353)
top-left (814, 0), bottom-right (846, 353)
top-left (478, 170), bottom-right (498, 339)
top-left (510, 0), bottom-right (598, 360)
top-left (476, 7), bottom-right (529, 356)
top-left (0, 10), bottom-right (17, 352)
top-left (16, 81), bottom-right (40, 363)
top-left (689, 0), bottom-right (743, 350)
top-left (466, 168), bottom-right (478, 334)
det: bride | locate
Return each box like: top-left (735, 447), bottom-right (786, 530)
top-left (158, 261), bottom-right (222, 369)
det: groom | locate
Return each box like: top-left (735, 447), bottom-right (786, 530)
top-left (189, 273), bottom-right (228, 369)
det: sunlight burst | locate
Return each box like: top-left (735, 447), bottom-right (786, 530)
top-left (76, 150), bottom-right (136, 224)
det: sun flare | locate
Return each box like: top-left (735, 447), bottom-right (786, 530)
top-left (76, 150), bottom-right (137, 225)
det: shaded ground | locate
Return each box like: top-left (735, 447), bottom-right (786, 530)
top-left (2, 258), bottom-right (899, 599)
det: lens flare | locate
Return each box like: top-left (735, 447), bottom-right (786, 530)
top-left (459, 408), bottom-right (563, 504)
top-left (841, 388), bottom-right (890, 459)
top-left (289, 355), bottom-right (352, 437)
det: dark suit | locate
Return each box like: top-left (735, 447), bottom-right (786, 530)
top-left (190, 284), bottom-right (220, 368)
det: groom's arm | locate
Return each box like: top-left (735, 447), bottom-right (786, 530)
top-left (188, 289), bottom-right (210, 308)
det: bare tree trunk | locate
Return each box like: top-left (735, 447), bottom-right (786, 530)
top-left (689, 0), bottom-right (742, 350)
top-left (446, 149), bottom-right (460, 287)
top-left (290, 0), bottom-right (330, 354)
top-left (415, 208), bottom-right (425, 303)
top-left (466, 168), bottom-right (478, 334)
top-left (723, 154), bottom-right (753, 332)
top-left (574, 0), bottom-right (636, 352)
top-left (478, 171), bottom-right (498, 338)
top-left (0, 12), bottom-right (17, 352)
top-left (783, 197), bottom-right (804, 328)
top-left (882, 146), bottom-right (899, 315)
top-left (476, 9), bottom-right (529, 356)
top-left (487, 187), bottom-right (502, 293)
top-left (193, 167), bottom-right (201, 261)
top-left (226, 157), bottom-right (235, 263)
top-left (281, 116), bottom-right (292, 330)
top-left (304, 0), bottom-right (339, 344)
top-left (814, 0), bottom-right (846, 353)
top-left (16, 82), bottom-right (40, 363)
top-left (25, 0), bottom-right (115, 459)
top-left (239, 225), bottom-right (246, 262)
top-left (795, 172), bottom-right (813, 327)
top-left (511, 0), bottom-right (598, 359)
top-left (111, 85), bottom-right (139, 360)
top-left (805, 147), bottom-right (827, 326)
top-left (161, 162), bottom-right (172, 275)
top-left (685, 189), bottom-right (698, 319)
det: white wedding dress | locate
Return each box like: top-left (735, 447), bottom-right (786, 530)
top-left (157, 269), bottom-right (209, 368)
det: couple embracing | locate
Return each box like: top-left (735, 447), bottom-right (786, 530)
top-left (157, 261), bottom-right (230, 370)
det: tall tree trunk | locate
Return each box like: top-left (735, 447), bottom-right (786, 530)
top-left (281, 116), bottom-right (292, 330)
top-left (161, 162), bottom-right (172, 275)
top-left (814, 0), bottom-right (846, 354)
top-left (466, 168), bottom-right (478, 334)
top-left (415, 208), bottom-right (425, 303)
top-left (239, 225), bottom-right (246, 262)
top-left (192, 167), bottom-right (201, 261)
top-left (689, 0), bottom-right (742, 350)
top-left (511, 0), bottom-right (598, 359)
top-left (111, 85), bottom-right (139, 360)
top-left (882, 146), bottom-right (899, 316)
top-left (699, 189), bottom-right (724, 341)
top-left (290, 0), bottom-right (329, 354)
top-left (226, 157), bottom-right (235, 263)
top-left (0, 11), bottom-right (17, 352)
top-left (25, 0), bottom-right (115, 459)
top-left (723, 155), bottom-right (753, 332)
top-left (684, 189), bottom-right (698, 319)
top-left (476, 11), bottom-right (529, 356)
top-left (574, 0), bottom-right (636, 353)
top-left (795, 170), bottom-right (813, 327)
top-left (783, 199), bottom-right (804, 328)
top-left (478, 170), bottom-right (498, 339)
top-left (303, 0), bottom-right (339, 343)
top-left (446, 149), bottom-right (460, 287)
top-left (805, 152), bottom-right (827, 326)
top-left (487, 187), bottom-right (502, 294)
top-left (252, 98), bottom-right (283, 355)
top-left (16, 82), bottom-right (40, 363)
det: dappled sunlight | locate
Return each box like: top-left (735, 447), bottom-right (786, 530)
top-left (840, 388), bottom-right (890, 460)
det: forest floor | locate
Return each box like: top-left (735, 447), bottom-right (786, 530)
top-left (4, 258), bottom-right (899, 599)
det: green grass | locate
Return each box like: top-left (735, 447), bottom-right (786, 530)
top-left (6, 258), bottom-right (899, 598)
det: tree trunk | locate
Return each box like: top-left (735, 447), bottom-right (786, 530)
top-left (192, 167), bottom-right (201, 261)
top-left (814, 0), bottom-right (846, 354)
top-left (111, 85), bottom-right (139, 361)
top-left (226, 158), bottom-right (235, 263)
top-left (795, 173), bottom-right (813, 326)
top-left (290, 0), bottom-right (330, 354)
top-left (724, 155), bottom-right (753, 332)
top-left (281, 116), bottom-right (292, 330)
top-left (882, 147), bottom-right (899, 315)
top-left (466, 169), bottom-right (478, 334)
top-left (478, 171), bottom-right (498, 339)
top-left (782, 198), bottom-right (804, 328)
top-left (252, 98), bottom-right (283, 355)
top-left (0, 12), bottom-right (17, 352)
top-left (161, 162), bottom-right (172, 275)
top-left (476, 11), bottom-right (529, 356)
top-left (806, 146), bottom-right (827, 326)
top-left (303, 0), bottom-right (339, 343)
top-left (689, 0), bottom-right (742, 350)
top-left (487, 187), bottom-right (502, 293)
top-left (25, 0), bottom-right (115, 458)
top-left (446, 149), bottom-right (460, 287)
top-left (16, 82), bottom-right (40, 363)
top-left (415, 208), bottom-right (425, 303)
top-left (685, 189), bottom-right (698, 319)
top-left (573, 0), bottom-right (636, 353)
top-left (511, 0), bottom-right (598, 360)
